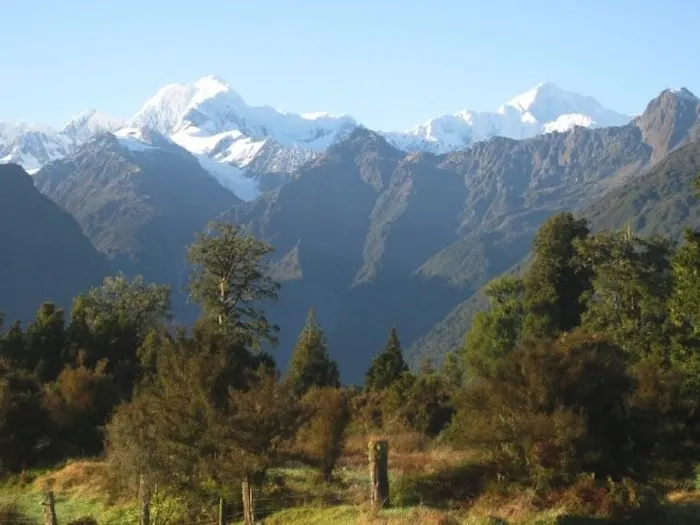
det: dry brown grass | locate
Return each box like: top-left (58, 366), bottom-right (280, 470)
top-left (342, 431), bottom-right (472, 473)
top-left (467, 489), bottom-right (545, 524)
top-left (667, 490), bottom-right (700, 505)
top-left (32, 460), bottom-right (110, 499)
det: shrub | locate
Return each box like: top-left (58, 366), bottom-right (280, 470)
top-left (296, 387), bottom-right (351, 480)
top-left (67, 518), bottom-right (98, 525)
top-left (558, 474), bottom-right (662, 522)
top-left (0, 500), bottom-right (35, 525)
top-left (392, 462), bottom-right (495, 508)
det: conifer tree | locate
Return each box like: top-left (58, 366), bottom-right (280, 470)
top-left (522, 212), bottom-right (591, 340)
top-left (365, 327), bottom-right (408, 391)
top-left (287, 309), bottom-right (340, 396)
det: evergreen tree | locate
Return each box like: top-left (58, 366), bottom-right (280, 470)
top-left (577, 230), bottom-right (673, 358)
top-left (522, 213), bottom-right (591, 339)
top-left (287, 310), bottom-right (340, 396)
top-left (365, 328), bottom-right (409, 391)
top-left (463, 276), bottom-right (525, 377)
top-left (187, 221), bottom-right (279, 347)
top-left (24, 302), bottom-right (66, 382)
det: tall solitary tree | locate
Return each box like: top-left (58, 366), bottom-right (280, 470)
top-left (287, 309), bottom-right (340, 396)
top-left (187, 222), bottom-right (279, 347)
top-left (365, 328), bottom-right (408, 391)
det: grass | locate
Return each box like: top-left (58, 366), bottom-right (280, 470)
top-left (3, 439), bottom-right (700, 524)
top-left (0, 461), bottom-right (138, 525)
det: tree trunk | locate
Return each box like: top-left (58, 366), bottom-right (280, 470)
top-left (369, 439), bottom-right (389, 508)
top-left (41, 491), bottom-right (58, 525)
top-left (242, 475), bottom-right (255, 525)
top-left (139, 475), bottom-right (151, 525)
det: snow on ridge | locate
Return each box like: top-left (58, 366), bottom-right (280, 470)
top-left (114, 127), bottom-right (157, 153)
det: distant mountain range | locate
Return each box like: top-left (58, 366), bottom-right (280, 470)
top-left (2, 77), bottom-right (632, 199)
top-left (2, 82), bottom-right (700, 383)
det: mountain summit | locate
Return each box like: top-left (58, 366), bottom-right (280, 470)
top-left (383, 82), bottom-right (631, 153)
top-left (130, 75), bottom-right (357, 171)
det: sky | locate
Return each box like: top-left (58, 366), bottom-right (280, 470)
top-left (1, 0), bottom-right (699, 131)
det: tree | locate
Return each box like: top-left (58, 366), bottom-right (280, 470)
top-left (453, 331), bottom-right (634, 486)
top-left (287, 310), bottom-right (340, 396)
top-left (76, 273), bottom-right (171, 340)
top-left (365, 328), bottom-right (409, 391)
top-left (24, 302), bottom-right (66, 382)
top-left (522, 213), bottom-right (591, 339)
top-left (576, 230), bottom-right (673, 358)
top-left (462, 276), bottom-right (525, 377)
top-left (43, 359), bottom-right (120, 457)
top-left (68, 274), bottom-right (171, 392)
top-left (0, 365), bottom-right (48, 473)
top-left (187, 222), bottom-right (279, 347)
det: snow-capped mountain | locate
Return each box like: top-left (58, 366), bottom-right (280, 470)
top-left (131, 75), bottom-right (357, 170)
top-left (2, 77), bottom-right (637, 196)
top-left (0, 111), bottom-right (123, 173)
top-left (61, 110), bottom-right (125, 144)
top-left (384, 82), bottom-right (632, 153)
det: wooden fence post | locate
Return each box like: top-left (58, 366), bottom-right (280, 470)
top-left (218, 498), bottom-right (226, 525)
top-left (369, 439), bottom-right (389, 508)
top-left (242, 475), bottom-right (255, 525)
top-left (139, 474), bottom-right (151, 525)
top-left (41, 491), bottom-right (58, 525)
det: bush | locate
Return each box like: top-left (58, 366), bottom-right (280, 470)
top-left (392, 462), bottom-right (495, 508)
top-left (557, 474), bottom-right (662, 522)
top-left (67, 518), bottom-right (98, 525)
top-left (296, 387), bottom-right (351, 480)
top-left (453, 332), bottom-right (634, 488)
top-left (0, 500), bottom-right (35, 525)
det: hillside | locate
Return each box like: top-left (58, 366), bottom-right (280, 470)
top-left (412, 138), bottom-right (700, 364)
top-left (0, 164), bottom-right (108, 323)
top-left (220, 88), bottom-right (699, 380)
top-left (33, 132), bottom-right (240, 318)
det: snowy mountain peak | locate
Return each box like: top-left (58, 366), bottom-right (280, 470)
top-left (384, 82), bottom-right (632, 154)
top-left (61, 109), bottom-right (124, 143)
top-left (500, 81), bottom-right (562, 114)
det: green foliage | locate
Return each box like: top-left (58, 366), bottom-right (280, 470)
top-left (106, 327), bottom-right (300, 506)
top-left (392, 462), bottom-right (494, 508)
top-left (454, 331), bottom-right (634, 487)
top-left (24, 302), bottom-right (67, 382)
top-left (365, 328), bottom-right (409, 391)
top-left (522, 213), bottom-right (591, 340)
top-left (187, 221), bottom-right (279, 346)
top-left (43, 360), bottom-right (120, 457)
top-left (387, 370), bottom-right (455, 437)
top-left (576, 230), bottom-right (673, 357)
top-left (296, 387), bottom-right (351, 480)
top-left (0, 365), bottom-right (48, 473)
top-left (287, 310), bottom-right (340, 397)
top-left (463, 276), bottom-right (525, 377)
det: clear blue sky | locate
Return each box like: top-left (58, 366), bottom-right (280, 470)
top-left (1, 0), bottom-right (698, 130)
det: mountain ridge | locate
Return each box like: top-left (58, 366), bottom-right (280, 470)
top-left (1, 78), bottom-right (651, 190)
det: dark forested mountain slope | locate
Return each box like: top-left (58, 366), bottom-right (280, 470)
top-left (220, 89), bottom-right (700, 381)
top-left (585, 138), bottom-right (700, 239)
top-left (0, 164), bottom-right (108, 323)
top-left (412, 136), bottom-right (700, 367)
top-left (404, 89), bottom-right (700, 368)
top-left (34, 133), bottom-right (240, 317)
